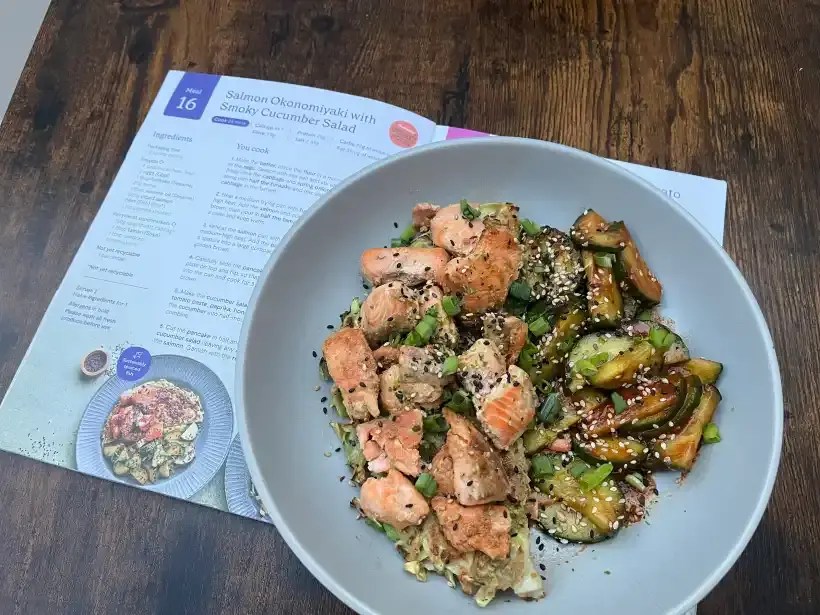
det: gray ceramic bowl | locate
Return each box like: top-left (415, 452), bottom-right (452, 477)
top-left (237, 137), bottom-right (782, 614)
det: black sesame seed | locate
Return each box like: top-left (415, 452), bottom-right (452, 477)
top-left (393, 222), bottom-right (399, 228)
top-left (466, 480), bottom-right (473, 486)
top-left (327, 324), bottom-right (334, 330)
top-left (406, 503), bottom-right (414, 508)
top-left (339, 476), bottom-right (345, 482)
top-left (335, 447), bottom-right (341, 453)
top-left (502, 510), bottom-right (508, 518)
top-left (387, 316), bottom-right (394, 322)
top-left (323, 408), bottom-right (328, 414)
top-left (424, 266), bottom-right (431, 272)
top-left (453, 524), bottom-right (459, 531)
top-left (449, 239), bottom-right (455, 246)
top-left (396, 263), bottom-right (402, 269)
top-left (359, 381), bottom-right (366, 388)
top-left (483, 340), bottom-right (490, 345)
top-left (312, 351), bottom-right (318, 358)
top-left (538, 543), bottom-right (545, 551)
top-left (348, 387), bottom-right (355, 393)
top-left (539, 564), bottom-right (546, 571)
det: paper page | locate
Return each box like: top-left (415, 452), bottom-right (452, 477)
top-left (432, 125), bottom-right (727, 245)
top-left (0, 71), bottom-right (436, 515)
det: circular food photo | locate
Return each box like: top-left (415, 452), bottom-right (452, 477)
top-left (224, 437), bottom-right (271, 523)
top-left (76, 354), bottom-right (233, 498)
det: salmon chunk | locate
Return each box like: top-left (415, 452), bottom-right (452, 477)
top-left (379, 365), bottom-right (406, 415)
top-left (458, 339), bottom-right (507, 402)
top-left (412, 202), bottom-right (440, 230)
top-left (482, 313), bottom-right (528, 365)
top-left (360, 282), bottom-right (419, 346)
top-left (439, 227), bottom-right (522, 313)
top-left (431, 204), bottom-right (485, 255)
top-left (478, 365), bottom-right (537, 450)
top-left (359, 469), bottom-right (430, 530)
top-left (356, 409), bottom-right (423, 476)
top-left (430, 442), bottom-right (456, 496)
top-left (444, 410), bottom-right (509, 506)
top-left (361, 247), bottom-right (450, 287)
top-left (396, 346), bottom-right (452, 409)
top-left (322, 328), bottom-right (380, 421)
top-left (431, 497), bottom-right (511, 559)
top-left (373, 345), bottom-right (401, 369)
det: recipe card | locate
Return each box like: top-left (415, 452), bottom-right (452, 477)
top-left (0, 71), bottom-right (727, 524)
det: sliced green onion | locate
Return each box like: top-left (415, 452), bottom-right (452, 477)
top-left (441, 355), bottom-right (459, 376)
top-left (365, 518), bottom-right (384, 532)
top-left (579, 462), bottom-right (614, 490)
top-left (399, 224), bottom-right (416, 245)
top-left (625, 472), bottom-right (646, 492)
top-left (390, 238), bottom-right (403, 248)
top-left (426, 306), bottom-right (438, 318)
top-left (460, 198), bottom-right (480, 220)
top-left (594, 253), bottom-right (615, 268)
top-left (589, 352), bottom-right (610, 367)
top-left (611, 392), bottom-right (628, 415)
top-left (441, 295), bottom-right (460, 316)
top-left (508, 280), bottom-right (532, 301)
top-left (636, 309), bottom-right (653, 322)
top-left (517, 341), bottom-right (538, 372)
top-left (383, 523), bottom-right (402, 542)
top-left (415, 472), bottom-right (438, 498)
top-left (423, 414), bottom-right (449, 433)
top-left (530, 454), bottom-right (557, 479)
top-left (447, 389), bottom-right (473, 414)
top-left (703, 422), bottom-right (721, 444)
top-left (537, 392), bottom-right (561, 425)
top-left (415, 319), bottom-right (436, 340)
top-left (528, 316), bottom-right (551, 338)
top-left (350, 297), bottom-right (362, 315)
top-left (520, 218), bottom-right (541, 236)
top-left (406, 313), bottom-right (439, 346)
top-left (662, 331), bottom-right (677, 348)
top-left (404, 330), bottom-right (424, 347)
top-left (568, 458), bottom-right (591, 478)
top-left (649, 326), bottom-right (672, 350)
top-left (575, 359), bottom-right (598, 378)
top-left (410, 235), bottom-right (433, 248)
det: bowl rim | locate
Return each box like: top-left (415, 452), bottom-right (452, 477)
top-left (236, 136), bottom-right (783, 615)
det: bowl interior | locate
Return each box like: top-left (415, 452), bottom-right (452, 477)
top-left (238, 138), bottom-right (781, 615)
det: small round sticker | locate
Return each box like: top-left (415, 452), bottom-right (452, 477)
top-left (117, 346), bottom-right (152, 381)
top-left (389, 120), bottom-right (419, 148)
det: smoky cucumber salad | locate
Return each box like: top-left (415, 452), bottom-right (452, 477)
top-left (319, 201), bottom-right (724, 606)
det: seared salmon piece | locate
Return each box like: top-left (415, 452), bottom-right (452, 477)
top-left (444, 409), bottom-right (509, 505)
top-left (359, 469), bottom-right (430, 530)
top-left (482, 313), bottom-right (528, 365)
top-left (412, 202), bottom-right (440, 229)
top-left (439, 227), bottom-right (522, 313)
top-left (373, 345), bottom-right (400, 369)
top-left (458, 339), bottom-right (507, 402)
top-left (501, 439), bottom-right (531, 504)
top-left (431, 497), bottom-right (511, 560)
top-left (379, 365), bottom-right (406, 415)
top-left (356, 409), bottom-right (423, 476)
top-left (361, 247), bottom-right (449, 287)
top-left (419, 284), bottom-right (459, 348)
top-left (430, 204), bottom-right (485, 256)
top-left (322, 328), bottom-right (380, 421)
top-left (430, 442), bottom-right (455, 496)
top-left (478, 365), bottom-right (537, 450)
top-left (360, 282), bottom-right (419, 346)
top-left (396, 346), bottom-right (452, 409)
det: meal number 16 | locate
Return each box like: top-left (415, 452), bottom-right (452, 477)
top-left (176, 96), bottom-right (199, 111)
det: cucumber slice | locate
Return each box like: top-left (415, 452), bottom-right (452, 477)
top-left (573, 436), bottom-right (647, 466)
top-left (613, 231), bottom-right (663, 304)
top-left (531, 304), bottom-right (587, 384)
top-left (677, 358), bottom-right (723, 384)
top-left (570, 210), bottom-right (629, 253)
top-left (656, 384), bottom-right (722, 471)
top-left (537, 503), bottom-right (609, 543)
top-left (582, 250), bottom-right (623, 329)
top-left (565, 333), bottom-right (634, 391)
top-left (536, 467), bottom-right (624, 534)
top-left (588, 341), bottom-right (662, 389)
top-left (638, 374), bottom-right (702, 439)
top-left (581, 379), bottom-right (679, 436)
top-left (522, 413), bottom-right (580, 454)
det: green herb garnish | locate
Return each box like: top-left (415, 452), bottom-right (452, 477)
top-left (460, 199), bottom-right (480, 220)
top-left (520, 218), bottom-right (541, 236)
top-left (702, 422), bottom-right (721, 444)
top-left (415, 472), bottom-right (438, 498)
top-left (579, 462), bottom-right (614, 490)
top-left (611, 392), bottom-right (628, 415)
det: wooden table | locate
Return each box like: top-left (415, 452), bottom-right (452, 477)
top-left (0, 1), bottom-right (817, 613)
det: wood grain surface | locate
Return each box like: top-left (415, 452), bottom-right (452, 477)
top-left (1, 0), bottom-right (818, 613)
